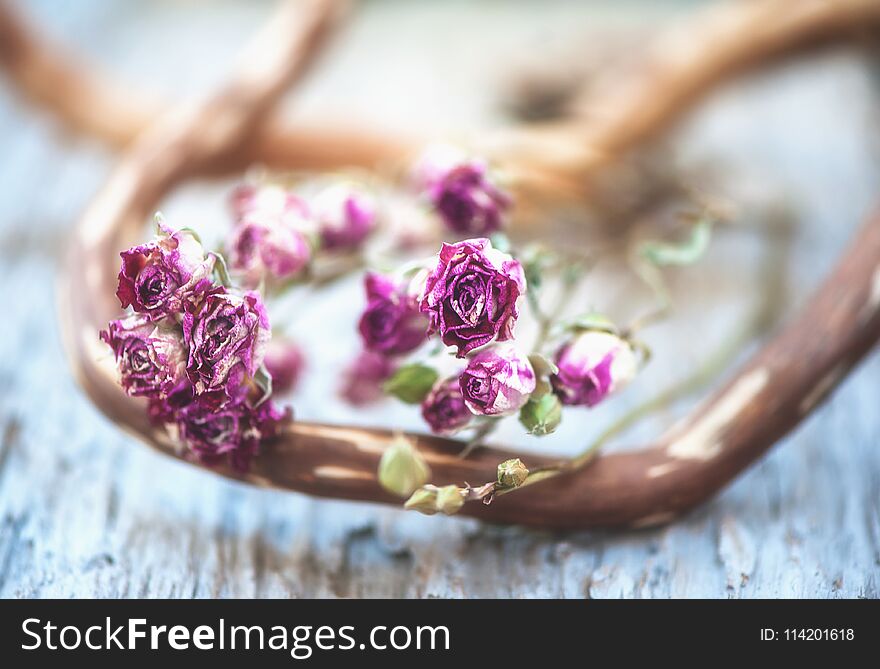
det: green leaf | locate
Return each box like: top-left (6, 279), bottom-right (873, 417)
top-left (211, 252), bottom-right (233, 288)
top-left (528, 353), bottom-right (558, 378)
top-left (640, 218), bottom-right (713, 267)
top-left (252, 364), bottom-right (273, 407)
top-left (176, 226), bottom-right (203, 245)
top-left (519, 393), bottom-right (562, 436)
top-left (531, 378), bottom-right (553, 399)
top-left (153, 211), bottom-right (166, 234)
top-left (383, 363), bottom-right (439, 404)
top-left (561, 312), bottom-right (618, 335)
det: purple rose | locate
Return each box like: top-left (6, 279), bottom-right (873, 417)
top-left (421, 377), bottom-right (472, 434)
top-left (551, 331), bottom-right (637, 407)
top-left (419, 238), bottom-right (526, 357)
top-left (358, 273), bottom-right (428, 356)
top-left (116, 223), bottom-right (213, 318)
top-left (183, 287), bottom-right (270, 401)
top-left (173, 395), bottom-right (288, 472)
top-left (100, 315), bottom-right (186, 399)
top-left (459, 345), bottom-right (536, 416)
top-left (264, 337), bottom-right (305, 395)
top-left (313, 184), bottom-right (377, 251)
top-left (426, 161), bottom-right (510, 236)
top-left (227, 207), bottom-right (312, 287)
top-left (339, 350), bottom-right (396, 406)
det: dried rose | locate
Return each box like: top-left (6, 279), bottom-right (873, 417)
top-left (116, 223), bottom-right (213, 318)
top-left (459, 345), bottom-right (536, 417)
top-left (421, 377), bottom-right (472, 435)
top-left (551, 330), bottom-right (637, 407)
top-left (426, 161), bottom-right (510, 236)
top-left (339, 350), bottom-right (397, 406)
top-left (263, 337), bottom-right (305, 395)
top-left (227, 205), bottom-right (312, 287)
top-left (419, 238), bottom-right (525, 357)
top-left (358, 273), bottom-right (428, 356)
top-left (173, 395), bottom-right (288, 472)
top-left (229, 183), bottom-right (304, 222)
top-left (100, 315), bottom-right (187, 399)
top-left (183, 287), bottom-right (270, 401)
top-left (312, 183), bottom-right (377, 251)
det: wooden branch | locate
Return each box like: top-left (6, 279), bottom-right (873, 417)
top-left (0, 0), bottom-right (413, 172)
top-left (486, 0), bottom-right (880, 183)
top-left (4, 0), bottom-right (880, 179)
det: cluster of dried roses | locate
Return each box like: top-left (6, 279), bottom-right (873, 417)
top-left (100, 222), bottom-right (284, 471)
top-left (100, 180), bottom-right (378, 470)
top-left (354, 148), bottom-right (639, 440)
top-left (101, 146), bottom-right (641, 475)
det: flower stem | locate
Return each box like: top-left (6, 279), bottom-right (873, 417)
top-left (494, 213), bottom-right (793, 498)
top-left (458, 419), bottom-right (498, 458)
top-left (532, 262), bottom-right (583, 351)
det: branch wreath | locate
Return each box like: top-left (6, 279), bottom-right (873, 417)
top-left (2, 0), bottom-right (879, 528)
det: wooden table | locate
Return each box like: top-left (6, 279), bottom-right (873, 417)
top-left (0, 0), bottom-right (877, 598)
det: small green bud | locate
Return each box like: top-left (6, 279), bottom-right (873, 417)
top-left (531, 378), bottom-right (552, 399)
top-left (435, 484), bottom-right (466, 515)
top-left (497, 458), bottom-right (529, 488)
top-left (404, 484), bottom-right (467, 516)
top-left (383, 363), bottom-right (439, 404)
top-left (378, 436), bottom-right (431, 497)
top-left (519, 393), bottom-right (562, 436)
top-left (404, 485), bottom-right (440, 515)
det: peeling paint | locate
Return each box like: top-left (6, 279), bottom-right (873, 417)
top-left (666, 367), bottom-right (769, 461)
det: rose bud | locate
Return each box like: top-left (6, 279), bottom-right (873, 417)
top-left (312, 183), bottom-right (377, 251)
top-left (377, 435), bottom-right (431, 497)
top-left (227, 204), bottom-right (312, 287)
top-left (497, 458), bottom-right (529, 488)
top-left (427, 161), bottom-right (510, 236)
top-left (358, 273), bottom-right (428, 356)
top-left (339, 350), bottom-right (397, 406)
top-left (229, 183), bottom-right (304, 222)
top-left (419, 238), bottom-right (526, 357)
top-left (100, 315), bottom-right (187, 399)
top-left (183, 287), bottom-right (270, 401)
top-left (116, 222), bottom-right (214, 319)
top-left (550, 330), bottom-right (638, 407)
top-left (263, 337), bottom-right (305, 395)
top-left (404, 484), bottom-right (466, 516)
top-left (421, 377), bottom-right (472, 435)
top-left (459, 345), bottom-right (536, 416)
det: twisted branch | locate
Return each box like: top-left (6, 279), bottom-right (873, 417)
top-left (5, 0), bottom-right (880, 179)
top-left (0, 0), bottom-right (413, 172)
top-left (53, 0), bottom-right (880, 528)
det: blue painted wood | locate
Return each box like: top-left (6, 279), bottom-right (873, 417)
top-left (0, 0), bottom-right (877, 598)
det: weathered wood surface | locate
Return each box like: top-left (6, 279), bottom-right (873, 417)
top-left (0, 0), bottom-right (878, 598)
